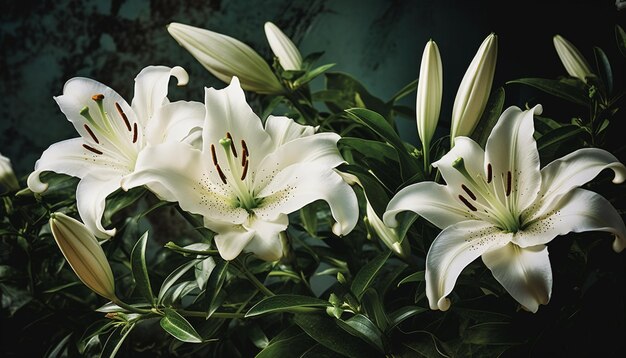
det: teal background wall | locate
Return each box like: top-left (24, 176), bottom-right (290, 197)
top-left (1, 0), bottom-right (624, 174)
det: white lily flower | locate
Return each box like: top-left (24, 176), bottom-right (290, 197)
top-left (121, 77), bottom-right (358, 261)
top-left (450, 33), bottom-right (498, 143)
top-left (384, 105), bottom-right (626, 312)
top-left (28, 66), bottom-right (204, 238)
top-left (553, 35), bottom-right (593, 83)
top-left (168, 22), bottom-right (284, 94)
top-left (0, 152), bottom-right (19, 192)
top-left (264, 22), bottom-right (303, 71)
top-left (50, 212), bottom-right (117, 300)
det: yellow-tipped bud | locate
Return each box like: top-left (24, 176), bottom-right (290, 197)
top-left (365, 201), bottom-right (409, 259)
top-left (450, 33), bottom-right (498, 143)
top-left (416, 40), bottom-right (443, 162)
top-left (264, 22), bottom-right (303, 71)
top-left (0, 153), bottom-right (19, 192)
top-left (49, 212), bottom-right (116, 300)
top-left (167, 22), bottom-right (283, 94)
top-left (553, 34), bottom-right (593, 83)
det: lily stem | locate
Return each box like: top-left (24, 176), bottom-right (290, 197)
top-left (233, 258), bottom-right (275, 297)
top-left (112, 298), bottom-right (152, 314)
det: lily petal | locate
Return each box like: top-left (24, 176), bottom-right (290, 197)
top-left (76, 170), bottom-right (123, 238)
top-left (426, 220), bottom-right (509, 311)
top-left (121, 142), bottom-right (248, 225)
top-left (203, 78), bottom-right (273, 168)
top-left (265, 115), bottom-right (316, 148)
top-left (145, 100), bottom-right (205, 146)
top-left (244, 214), bottom-right (289, 261)
top-left (264, 22), bottom-right (303, 71)
top-left (255, 163), bottom-right (358, 236)
top-left (516, 188), bottom-right (626, 252)
top-left (482, 243), bottom-right (552, 313)
top-left (433, 136), bottom-right (485, 190)
top-left (383, 181), bottom-right (471, 229)
top-left (530, 148), bottom-right (626, 217)
top-left (214, 228), bottom-right (256, 261)
top-left (131, 66), bottom-right (189, 129)
top-left (485, 105), bottom-right (542, 212)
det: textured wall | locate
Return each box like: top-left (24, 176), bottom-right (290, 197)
top-left (1, 0), bottom-right (622, 174)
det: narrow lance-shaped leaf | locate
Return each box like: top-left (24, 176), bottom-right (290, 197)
top-left (99, 325), bottom-right (135, 358)
top-left (336, 314), bottom-right (386, 353)
top-left (205, 258), bottom-right (229, 318)
top-left (131, 231), bottom-right (154, 305)
top-left (351, 250), bottom-right (391, 299)
top-left (593, 46), bottom-right (613, 95)
top-left (246, 295), bottom-right (331, 317)
top-left (160, 308), bottom-right (203, 343)
top-left (507, 78), bottom-right (589, 106)
top-left (158, 259), bottom-right (200, 304)
top-left (470, 87), bottom-right (505, 147)
top-left (536, 125), bottom-right (584, 151)
top-left (616, 25), bottom-right (626, 58)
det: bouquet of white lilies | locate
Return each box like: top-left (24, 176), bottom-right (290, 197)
top-left (2, 18), bottom-right (626, 358)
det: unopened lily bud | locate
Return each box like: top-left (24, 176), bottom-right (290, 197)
top-left (450, 33), bottom-right (498, 144)
top-left (553, 35), bottom-right (593, 83)
top-left (365, 200), bottom-right (409, 259)
top-left (264, 22), bottom-right (303, 71)
top-left (50, 212), bottom-right (116, 300)
top-left (0, 153), bottom-right (19, 192)
top-left (167, 22), bottom-right (283, 94)
top-left (416, 40), bottom-right (443, 156)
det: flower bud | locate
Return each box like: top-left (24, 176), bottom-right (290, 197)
top-left (365, 200), bottom-right (409, 259)
top-left (416, 40), bottom-right (443, 158)
top-left (167, 22), bottom-right (283, 94)
top-left (450, 33), bottom-right (498, 143)
top-left (0, 153), bottom-right (19, 192)
top-left (264, 22), bottom-right (303, 71)
top-left (49, 212), bottom-right (116, 300)
top-left (553, 34), bottom-right (593, 83)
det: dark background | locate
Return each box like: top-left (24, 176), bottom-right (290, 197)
top-left (1, 0), bottom-right (625, 356)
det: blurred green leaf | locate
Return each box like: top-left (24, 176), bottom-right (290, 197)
top-left (246, 294), bottom-right (330, 317)
top-left (470, 87), bottom-right (505, 147)
top-left (388, 79), bottom-right (417, 103)
top-left (256, 327), bottom-right (315, 358)
top-left (401, 331), bottom-right (451, 358)
top-left (351, 250), bottom-right (390, 299)
top-left (616, 25), bottom-right (626, 58)
top-left (131, 231), bottom-right (154, 305)
top-left (325, 72), bottom-right (389, 117)
top-left (294, 314), bottom-right (377, 358)
top-left (536, 125), bottom-right (584, 150)
top-left (160, 308), bottom-right (203, 343)
top-left (463, 322), bottom-right (524, 345)
top-left (593, 46), bottom-right (613, 95)
top-left (336, 314), bottom-right (385, 353)
top-left (99, 324), bottom-right (135, 358)
top-left (507, 78), bottom-right (589, 106)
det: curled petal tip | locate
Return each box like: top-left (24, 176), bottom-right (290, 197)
top-left (170, 66), bottom-right (189, 86)
top-left (438, 297), bottom-right (451, 311)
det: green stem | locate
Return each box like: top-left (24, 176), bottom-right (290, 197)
top-left (284, 90), bottom-right (316, 125)
top-left (112, 299), bottom-right (152, 314)
top-left (177, 309), bottom-right (245, 319)
top-left (233, 258), bottom-right (274, 297)
top-left (422, 139), bottom-right (431, 177)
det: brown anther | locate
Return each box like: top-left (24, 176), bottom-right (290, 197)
top-left (461, 184), bottom-right (477, 201)
top-left (241, 148), bottom-right (248, 166)
top-left (241, 160), bottom-right (249, 181)
top-left (216, 165), bottom-right (228, 184)
top-left (241, 140), bottom-right (249, 157)
top-left (105, 312), bottom-right (117, 319)
top-left (114, 102), bottom-right (132, 131)
top-left (83, 144), bottom-right (103, 155)
top-left (210, 144), bottom-right (219, 165)
top-left (132, 123), bottom-right (138, 143)
top-left (506, 171), bottom-right (512, 197)
top-left (459, 195), bottom-right (478, 211)
top-left (83, 124), bottom-right (99, 144)
top-left (91, 94), bottom-right (105, 101)
top-left (487, 163), bottom-right (492, 183)
top-left (226, 132), bottom-right (237, 157)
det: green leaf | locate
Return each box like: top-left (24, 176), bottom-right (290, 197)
top-left (470, 87), bottom-right (505, 147)
top-left (256, 327), bottom-right (315, 358)
top-left (507, 78), bottom-right (589, 106)
top-left (294, 63), bottom-right (336, 87)
top-left (205, 259), bottom-right (229, 318)
top-left (157, 259), bottom-right (200, 304)
top-left (464, 322), bottom-right (524, 345)
top-left (339, 164), bottom-right (390, 217)
top-left (401, 331), bottom-right (451, 358)
top-left (294, 314), bottom-right (377, 358)
top-left (616, 25), bottom-right (626, 58)
top-left (536, 125), bottom-right (584, 151)
top-left (388, 79), bottom-right (417, 103)
top-left (103, 187), bottom-right (145, 225)
top-left (345, 108), bottom-right (421, 180)
top-left (388, 306), bottom-right (427, 330)
top-left (160, 308), bottom-right (203, 343)
top-left (593, 46), bottom-right (613, 95)
top-left (300, 202), bottom-right (320, 237)
top-left (131, 231), bottom-right (154, 305)
top-left (361, 288), bottom-right (389, 333)
top-left (246, 294), bottom-right (330, 317)
top-left (325, 72), bottom-right (389, 116)
top-left (336, 314), bottom-right (385, 353)
top-left (351, 251), bottom-right (391, 299)
top-left (397, 271), bottom-right (425, 286)
top-left (340, 137), bottom-right (399, 165)
top-left (99, 324), bottom-right (135, 358)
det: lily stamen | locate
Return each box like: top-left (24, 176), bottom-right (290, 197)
top-left (458, 195), bottom-right (477, 211)
top-left (487, 163), bottom-right (492, 183)
top-left (84, 124), bottom-right (99, 144)
top-left (506, 171), bottom-right (512, 197)
top-left (241, 160), bottom-right (249, 180)
top-left (461, 184), bottom-right (476, 200)
top-left (133, 123), bottom-right (138, 143)
top-left (226, 132), bottom-right (237, 157)
top-left (114, 102), bottom-right (132, 131)
top-left (82, 144), bottom-right (103, 155)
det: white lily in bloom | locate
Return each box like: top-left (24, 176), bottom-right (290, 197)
top-left (450, 33), bottom-right (498, 143)
top-left (168, 22), bottom-right (284, 94)
top-left (121, 77), bottom-right (358, 261)
top-left (28, 66), bottom-right (204, 238)
top-left (553, 35), bottom-right (593, 83)
top-left (384, 105), bottom-right (626, 312)
top-left (50, 212), bottom-right (117, 300)
top-left (264, 22), bottom-right (303, 71)
top-left (0, 152), bottom-right (19, 192)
